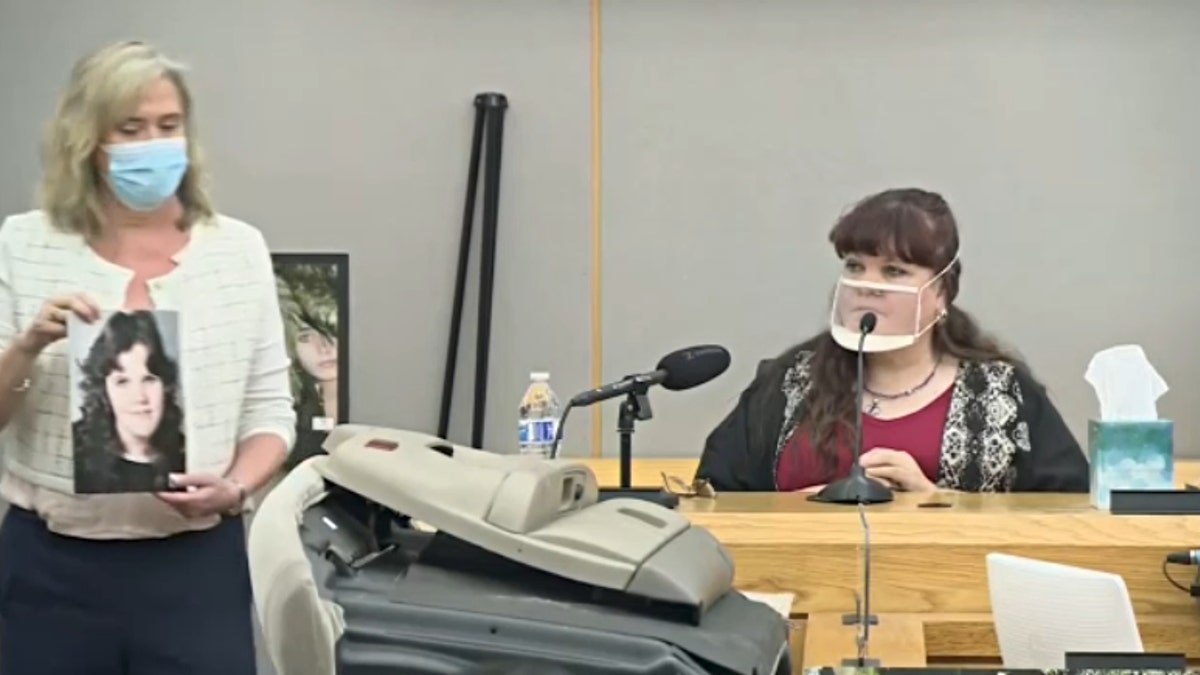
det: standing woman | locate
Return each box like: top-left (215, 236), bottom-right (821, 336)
top-left (0, 42), bottom-right (295, 674)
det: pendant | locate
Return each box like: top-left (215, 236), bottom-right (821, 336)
top-left (867, 398), bottom-right (881, 416)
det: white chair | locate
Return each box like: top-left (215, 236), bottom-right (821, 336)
top-left (247, 457), bottom-right (344, 675)
top-left (248, 425), bottom-right (488, 675)
top-left (986, 552), bottom-right (1143, 669)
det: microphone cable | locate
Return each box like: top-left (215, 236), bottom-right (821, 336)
top-left (1162, 555), bottom-right (1191, 594)
top-left (548, 402), bottom-right (573, 459)
top-left (856, 502), bottom-right (873, 665)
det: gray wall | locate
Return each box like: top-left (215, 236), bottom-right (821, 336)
top-left (0, 0), bottom-right (595, 456)
top-left (1, 0), bottom-right (1198, 465)
top-left (600, 0), bottom-right (1200, 459)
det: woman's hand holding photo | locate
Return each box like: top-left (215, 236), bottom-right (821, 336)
top-left (16, 293), bottom-right (100, 355)
top-left (157, 472), bottom-right (245, 518)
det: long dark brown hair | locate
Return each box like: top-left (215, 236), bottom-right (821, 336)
top-left (73, 310), bottom-right (186, 476)
top-left (755, 188), bottom-right (1024, 478)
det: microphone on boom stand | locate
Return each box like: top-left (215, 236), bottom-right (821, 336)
top-left (550, 345), bottom-right (731, 509)
top-left (809, 312), bottom-right (894, 505)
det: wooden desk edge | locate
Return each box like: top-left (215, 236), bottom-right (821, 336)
top-left (794, 612), bottom-right (1200, 669)
top-left (802, 612), bottom-right (926, 669)
top-left (575, 456), bottom-right (1200, 489)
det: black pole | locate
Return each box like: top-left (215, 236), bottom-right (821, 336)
top-left (617, 395), bottom-right (636, 489)
top-left (437, 96), bottom-right (487, 439)
top-left (437, 92), bottom-right (509, 447)
top-left (597, 389), bottom-right (680, 510)
top-left (472, 92), bottom-right (508, 448)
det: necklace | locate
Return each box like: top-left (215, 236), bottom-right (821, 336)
top-left (865, 358), bottom-right (941, 416)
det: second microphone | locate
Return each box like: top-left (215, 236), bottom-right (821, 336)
top-left (569, 345), bottom-right (732, 407)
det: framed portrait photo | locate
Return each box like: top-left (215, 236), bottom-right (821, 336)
top-left (271, 253), bottom-right (350, 469)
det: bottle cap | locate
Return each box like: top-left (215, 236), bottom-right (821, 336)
top-left (530, 371), bottom-right (550, 382)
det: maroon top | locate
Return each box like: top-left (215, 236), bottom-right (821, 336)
top-left (775, 386), bottom-right (954, 491)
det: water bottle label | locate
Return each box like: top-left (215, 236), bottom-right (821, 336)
top-left (518, 421), bottom-right (531, 445)
top-left (533, 418), bottom-right (557, 444)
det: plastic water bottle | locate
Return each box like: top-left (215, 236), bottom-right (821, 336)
top-left (518, 372), bottom-right (560, 458)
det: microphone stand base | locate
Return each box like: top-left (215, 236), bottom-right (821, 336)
top-left (808, 471), bottom-right (894, 505)
top-left (598, 487), bottom-right (680, 510)
top-left (842, 613), bottom-right (879, 626)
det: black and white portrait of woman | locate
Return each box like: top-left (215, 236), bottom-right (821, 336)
top-left (69, 309), bottom-right (186, 493)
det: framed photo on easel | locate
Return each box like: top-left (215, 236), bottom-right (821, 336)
top-left (271, 252), bottom-right (349, 469)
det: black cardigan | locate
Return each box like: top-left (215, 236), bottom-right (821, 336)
top-left (696, 349), bottom-right (1090, 493)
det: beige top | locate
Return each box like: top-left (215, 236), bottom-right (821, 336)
top-left (0, 210), bottom-right (296, 539)
top-left (0, 472), bottom-right (221, 537)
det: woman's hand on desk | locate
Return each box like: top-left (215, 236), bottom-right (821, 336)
top-left (859, 448), bottom-right (937, 493)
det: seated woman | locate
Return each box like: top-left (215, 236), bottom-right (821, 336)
top-left (697, 188), bottom-right (1088, 494)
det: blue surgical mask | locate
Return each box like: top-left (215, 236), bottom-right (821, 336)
top-left (103, 137), bottom-right (189, 211)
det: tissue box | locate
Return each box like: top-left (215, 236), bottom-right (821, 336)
top-left (1088, 419), bottom-right (1174, 510)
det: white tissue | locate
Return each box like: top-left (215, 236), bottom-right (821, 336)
top-left (740, 591), bottom-right (794, 619)
top-left (1084, 345), bottom-right (1168, 421)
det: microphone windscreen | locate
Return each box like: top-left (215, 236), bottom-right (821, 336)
top-left (656, 345), bottom-right (732, 391)
top-left (859, 312), bottom-right (878, 333)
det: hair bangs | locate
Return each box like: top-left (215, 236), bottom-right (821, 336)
top-left (95, 56), bottom-right (181, 134)
top-left (829, 198), bottom-right (945, 269)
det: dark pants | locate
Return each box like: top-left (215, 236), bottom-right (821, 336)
top-left (0, 506), bottom-right (256, 675)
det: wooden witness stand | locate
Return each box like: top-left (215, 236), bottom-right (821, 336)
top-left (576, 457), bottom-right (1200, 671)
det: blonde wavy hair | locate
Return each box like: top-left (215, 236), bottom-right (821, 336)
top-left (38, 40), bottom-right (215, 237)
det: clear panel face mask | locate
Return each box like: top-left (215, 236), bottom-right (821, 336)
top-left (829, 255), bottom-right (959, 353)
